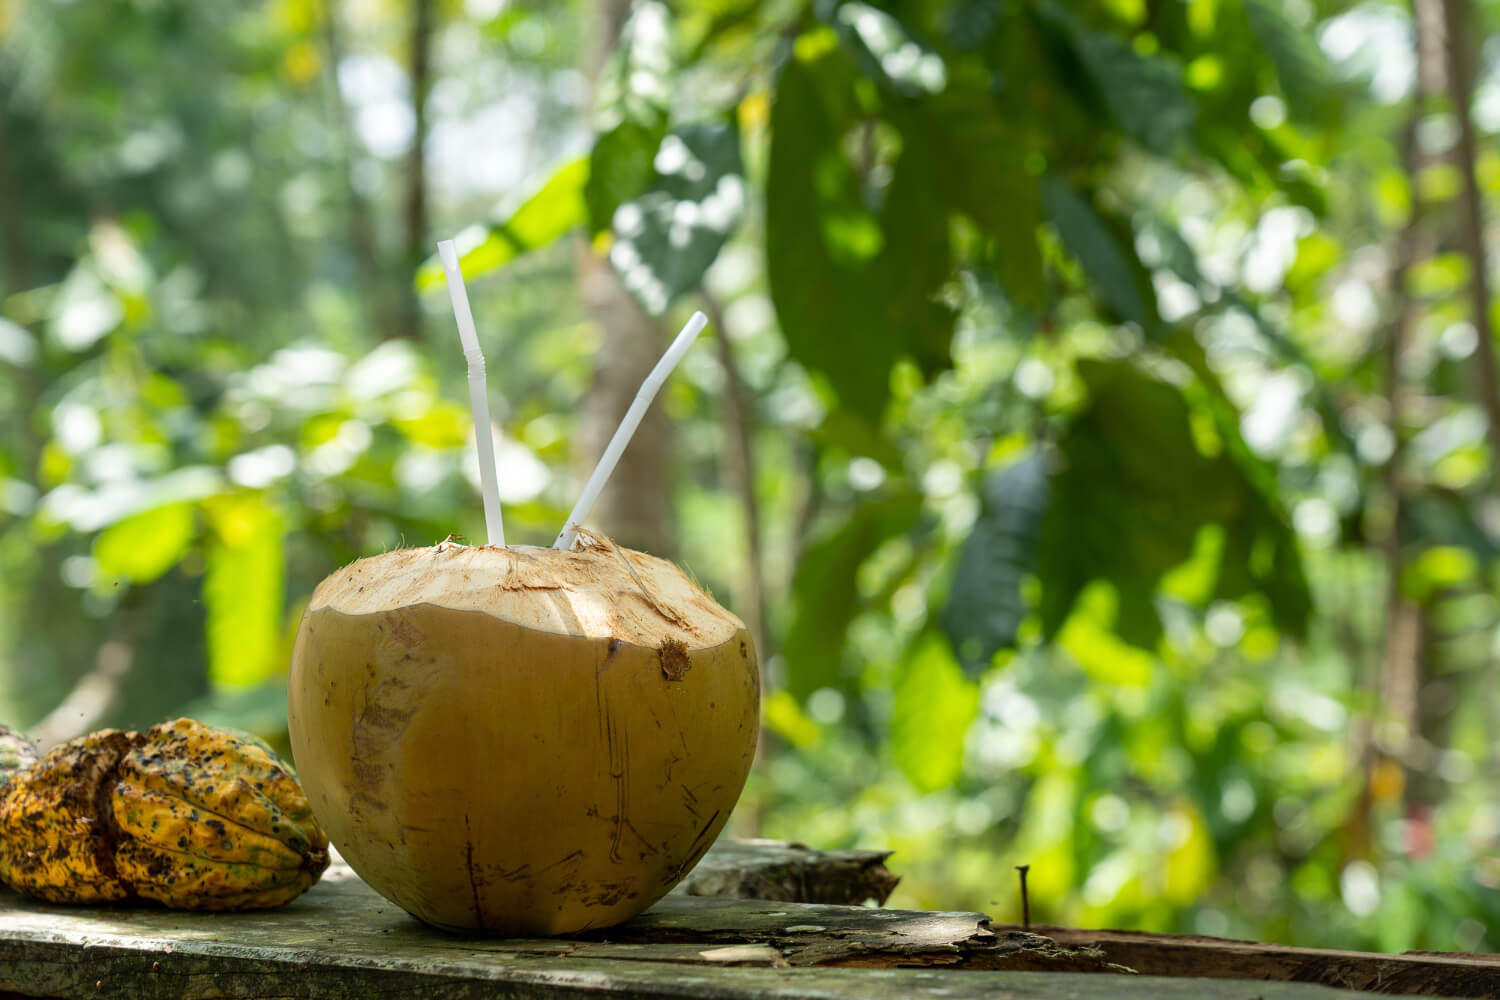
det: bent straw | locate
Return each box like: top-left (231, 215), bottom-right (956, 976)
top-left (554, 310), bottom-right (708, 550)
top-left (437, 239), bottom-right (505, 547)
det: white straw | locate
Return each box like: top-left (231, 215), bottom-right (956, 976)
top-left (554, 310), bottom-right (708, 549)
top-left (437, 239), bottom-right (505, 547)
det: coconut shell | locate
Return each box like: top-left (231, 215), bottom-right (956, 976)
top-left (287, 539), bottom-right (760, 935)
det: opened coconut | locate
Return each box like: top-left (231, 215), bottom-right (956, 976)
top-left (287, 536), bottom-right (759, 935)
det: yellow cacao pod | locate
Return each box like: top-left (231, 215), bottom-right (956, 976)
top-left (0, 718), bottom-right (329, 910)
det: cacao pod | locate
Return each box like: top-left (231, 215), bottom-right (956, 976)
top-left (0, 718), bottom-right (329, 910)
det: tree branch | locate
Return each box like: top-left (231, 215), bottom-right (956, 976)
top-left (317, 0), bottom-right (393, 339)
top-left (700, 289), bottom-right (768, 662)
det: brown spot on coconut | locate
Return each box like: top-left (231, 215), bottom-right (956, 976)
top-left (286, 536), bottom-right (760, 936)
top-left (657, 638), bottom-right (692, 681)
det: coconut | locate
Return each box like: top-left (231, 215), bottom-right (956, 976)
top-left (286, 536), bottom-right (759, 935)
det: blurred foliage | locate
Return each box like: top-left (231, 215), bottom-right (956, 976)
top-left (5, 0), bottom-right (1500, 956)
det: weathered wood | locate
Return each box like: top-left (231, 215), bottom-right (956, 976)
top-left (0, 940), bottom-right (1410, 1000)
top-left (672, 839), bottom-right (898, 906)
top-left (1008, 924), bottom-right (1500, 998)
top-left (585, 896), bottom-right (1124, 971)
top-left (0, 858), bottom-right (1402, 999)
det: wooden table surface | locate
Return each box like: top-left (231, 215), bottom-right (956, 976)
top-left (0, 842), bottom-right (1469, 999)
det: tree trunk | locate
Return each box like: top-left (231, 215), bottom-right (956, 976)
top-left (1371, 0), bottom-right (1492, 818)
top-left (318, 0), bottom-right (393, 340)
top-left (573, 0), bottom-right (673, 555)
top-left (1367, 0), bottom-right (1444, 825)
top-left (398, 0), bottom-right (434, 340)
top-left (1434, 0), bottom-right (1500, 781)
top-left (1406, 586), bottom-right (1476, 814)
top-left (1437, 0), bottom-right (1500, 486)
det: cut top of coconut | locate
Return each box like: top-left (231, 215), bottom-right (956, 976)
top-left (307, 539), bottom-right (745, 650)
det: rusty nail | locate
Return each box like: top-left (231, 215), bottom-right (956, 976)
top-left (1015, 864), bottom-right (1031, 930)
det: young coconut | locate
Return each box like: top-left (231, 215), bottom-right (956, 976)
top-left (287, 262), bottom-right (757, 935)
top-left (287, 536), bottom-right (758, 935)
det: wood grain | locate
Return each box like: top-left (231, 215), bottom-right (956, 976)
top-left (1009, 924), bottom-right (1500, 998)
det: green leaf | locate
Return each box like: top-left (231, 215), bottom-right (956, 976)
top-left (609, 119), bottom-right (745, 313)
top-left (1244, 0), bottom-right (1335, 122)
top-left (766, 50), bottom-right (899, 424)
top-left (890, 633), bottom-right (980, 793)
top-left (811, 409), bottom-right (907, 470)
top-left (1033, 1), bottom-right (1195, 156)
top-left (203, 494), bottom-right (285, 689)
top-left (912, 88), bottom-right (1043, 312)
top-left (1079, 36), bottom-right (1194, 156)
top-left (766, 42), bottom-right (968, 420)
top-left (1162, 330), bottom-right (1311, 635)
top-left (1213, 481), bottom-right (1311, 633)
top-left (586, 120), bottom-right (665, 237)
top-left (1057, 582), bottom-right (1155, 687)
top-left (480, 7), bottom-right (530, 40)
top-left (1406, 493), bottom-right (1500, 562)
top-left (48, 467), bottom-right (223, 534)
top-left (682, 1), bottom-right (765, 63)
top-left (416, 157), bottom-right (589, 290)
top-left (1038, 360), bottom-right (1229, 647)
top-left (1042, 177), bottom-right (1157, 331)
top-left (1162, 800), bottom-right (1217, 904)
top-left (942, 450), bottom-right (1048, 674)
top-left (1037, 357), bottom-right (1311, 647)
top-left (873, 136), bottom-right (956, 376)
top-left (783, 492), bottom-right (923, 700)
top-left (945, 0), bottom-right (1005, 52)
top-left (586, 0), bottom-right (676, 236)
top-left (93, 502), bottom-right (195, 584)
top-left (764, 688), bottom-right (826, 748)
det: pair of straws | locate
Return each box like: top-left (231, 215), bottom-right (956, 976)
top-left (436, 239), bottom-right (706, 551)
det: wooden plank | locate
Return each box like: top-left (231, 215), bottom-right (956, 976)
top-left (584, 895), bottom-right (1127, 971)
top-left (0, 940), bottom-right (1414, 1000)
top-left (672, 839), bottom-right (898, 905)
top-left (0, 860), bottom-right (1112, 974)
top-left (1003, 924), bottom-right (1500, 998)
top-left (0, 860), bottom-right (1403, 999)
